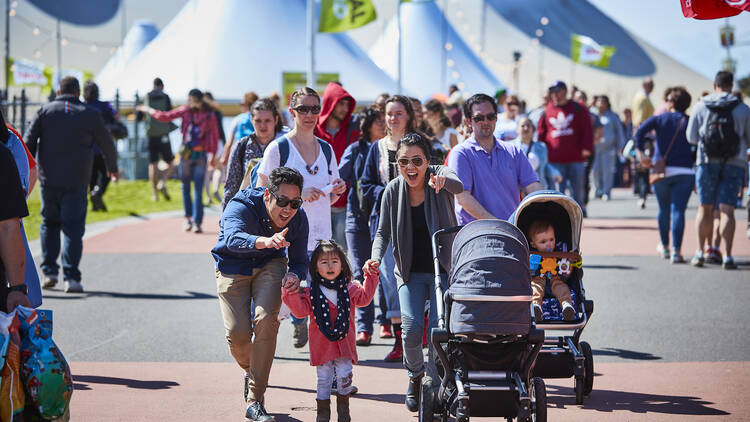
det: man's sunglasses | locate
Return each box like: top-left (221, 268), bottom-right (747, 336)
top-left (293, 105), bottom-right (321, 115)
top-left (397, 157), bottom-right (425, 167)
top-left (471, 113), bottom-right (498, 123)
top-left (271, 191), bottom-right (303, 209)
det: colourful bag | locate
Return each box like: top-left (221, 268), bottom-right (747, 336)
top-left (0, 311), bottom-right (23, 421)
top-left (15, 307), bottom-right (72, 420)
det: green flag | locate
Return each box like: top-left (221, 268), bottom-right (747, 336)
top-left (319, 0), bottom-right (377, 33)
top-left (570, 34), bottom-right (616, 68)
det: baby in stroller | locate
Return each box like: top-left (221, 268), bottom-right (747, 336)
top-left (526, 219), bottom-right (576, 322)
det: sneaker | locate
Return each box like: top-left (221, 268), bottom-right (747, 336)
top-left (355, 332), bottom-right (372, 346)
top-left (245, 401), bottom-right (274, 421)
top-left (657, 244), bottom-right (670, 260)
top-left (690, 252), bottom-right (705, 268)
top-left (705, 247), bottom-right (722, 265)
top-left (193, 224), bottom-right (203, 234)
top-left (243, 372), bottom-right (249, 402)
top-left (723, 256), bottom-right (737, 270)
top-left (602, 194), bottom-right (610, 201)
top-left (64, 280), bottom-right (84, 293)
top-left (670, 253), bottom-right (685, 264)
top-left (562, 302), bottom-right (576, 321)
top-left (160, 186), bottom-right (171, 201)
top-left (533, 304), bottom-right (543, 322)
top-left (183, 220), bottom-right (193, 232)
top-left (213, 191), bottom-right (222, 203)
top-left (42, 276), bottom-right (58, 289)
top-left (638, 198), bottom-right (646, 209)
top-left (152, 192), bottom-right (159, 202)
top-left (293, 323), bottom-right (308, 348)
top-left (379, 324), bottom-right (393, 339)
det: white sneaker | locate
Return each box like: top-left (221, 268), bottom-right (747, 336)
top-left (562, 302), bottom-right (576, 321)
top-left (64, 280), bottom-right (84, 293)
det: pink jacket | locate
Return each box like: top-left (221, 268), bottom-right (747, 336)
top-left (150, 106), bottom-right (219, 154)
top-left (282, 273), bottom-right (378, 366)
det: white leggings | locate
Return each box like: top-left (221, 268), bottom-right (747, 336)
top-left (316, 357), bottom-right (353, 400)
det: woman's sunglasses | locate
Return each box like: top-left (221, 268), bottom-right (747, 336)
top-left (271, 191), bottom-right (303, 209)
top-left (293, 105), bottom-right (321, 115)
top-left (397, 157), bottom-right (425, 167)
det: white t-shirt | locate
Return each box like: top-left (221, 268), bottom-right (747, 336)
top-left (320, 285), bottom-right (338, 305)
top-left (257, 136), bottom-right (340, 251)
top-left (438, 128), bottom-right (459, 151)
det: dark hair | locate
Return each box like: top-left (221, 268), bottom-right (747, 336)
top-left (309, 240), bottom-right (353, 283)
top-left (242, 91), bottom-right (259, 108)
top-left (662, 86), bottom-right (674, 102)
top-left (527, 220), bottom-right (553, 241)
top-left (268, 167), bottom-right (304, 194)
top-left (59, 76), bottom-right (80, 95)
top-left (505, 94), bottom-right (521, 107)
top-left (153, 77), bottom-right (164, 88)
top-left (384, 95), bottom-right (416, 134)
top-left (424, 99), bottom-right (452, 129)
top-left (715, 71), bottom-right (733, 91)
top-left (463, 93), bottom-right (497, 118)
top-left (597, 95), bottom-right (611, 110)
top-left (188, 88), bottom-right (203, 101)
top-left (397, 132), bottom-right (431, 160)
top-left (359, 106), bottom-right (383, 142)
top-left (83, 80), bottom-right (99, 103)
top-left (290, 86), bottom-right (320, 108)
top-left (667, 86), bottom-right (691, 114)
top-left (251, 97), bottom-right (284, 134)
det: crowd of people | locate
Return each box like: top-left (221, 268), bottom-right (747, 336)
top-left (0, 68), bottom-right (748, 422)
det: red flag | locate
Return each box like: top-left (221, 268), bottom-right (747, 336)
top-left (681, 0), bottom-right (743, 19)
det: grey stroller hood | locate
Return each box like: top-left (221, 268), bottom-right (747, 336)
top-left (447, 219), bottom-right (532, 336)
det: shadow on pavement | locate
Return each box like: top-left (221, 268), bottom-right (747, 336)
top-left (43, 290), bottom-right (217, 300)
top-left (546, 384), bottom-right (730, 416)
top-left (73, 375), bottom-right (179, 390)
top-left (269, 384), bottom-right (403, 405)
top-left (355, 359), bottom-right (403, 369)
top-left (586, 225), bottom-right (656, 231)
top-left (584, 264), bottom-right (638, 270)
top-left (592, 348), bottom-right (661, 360)
top-left (270, 414), bottom-right (304, 422)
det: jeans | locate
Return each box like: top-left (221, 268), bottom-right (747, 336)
top-left (399, 272), bottom-right (447, 381)
top-left (316, 357), bottom-right (354, 400)
top-left (380, 243), bottom-right (401, 318)
top-left (347, 227), bottom-right (374, 333)
top-left (593, 150), bottom-right (616, 197)
top-left (331, 207), bottom-right (347, 252)
top-left (552, 162), bottom-right (587, 213)
top-left (652, 174), bottom-right (694, 252)
top-left (180, 157), bottom-right (206, 225)
top-left (39, 185), bottom-right (88, 282)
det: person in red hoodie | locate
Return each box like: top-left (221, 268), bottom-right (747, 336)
top-left (315, 82), bottom-right (361, 252)
top-left (537, 81), bottom-right (594, 216)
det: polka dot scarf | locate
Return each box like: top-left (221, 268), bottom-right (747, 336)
top-left (310, 275), bottom-right (351, 342)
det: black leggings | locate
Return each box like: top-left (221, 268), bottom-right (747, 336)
top-left (89, 153), bottom-right (110, 195)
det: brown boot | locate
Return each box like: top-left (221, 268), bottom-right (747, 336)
top-left (316, 398), bottom-right (331, 422)
top-left (336, 394), bottom-right (351, 422)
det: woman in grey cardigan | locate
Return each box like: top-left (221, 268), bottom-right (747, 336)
top-left (363, 133), bottom-right (463, 413)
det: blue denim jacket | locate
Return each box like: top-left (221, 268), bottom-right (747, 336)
top-left (212, 187), bottom-right (309, 278)
top-left (511, 139), bottom-right (560, 190)
top-left (338, 138), bottom-right (372, 231)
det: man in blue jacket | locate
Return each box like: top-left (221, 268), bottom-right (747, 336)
top-left (212, 167), bottom-right (308, 422)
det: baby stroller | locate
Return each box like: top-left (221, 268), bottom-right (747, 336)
top-left (509, 191), bottom-right (595, 405)
top-left (429, 219), bottom-right (547, 422)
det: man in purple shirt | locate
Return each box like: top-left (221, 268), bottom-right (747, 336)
top-left (448, 94), bottom-right (542, 223)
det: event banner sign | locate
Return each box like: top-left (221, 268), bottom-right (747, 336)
top-left (570, 34), bottom-right (616, 69)
top-left (282, 72), bottom-right (340, 106)
top-left (319, 0), bottom-right (376, 33)
top-left (8, 57), bottom-right (93, 94)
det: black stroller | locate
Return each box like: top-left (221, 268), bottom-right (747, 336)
top-left (428, 219), bottom-right (547, 422)
top-left (509, 191), bottom-right (595, 405)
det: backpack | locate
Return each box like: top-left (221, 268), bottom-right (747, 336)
top-left (233, 113), bottom-right (254, 141)
top-left (245, 136), bottom-right (333, 189)
top-left (702, 100), bottom-right (740, 161)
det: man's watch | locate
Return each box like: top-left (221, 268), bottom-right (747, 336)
top-left (7, 284), bottom-right (27, 295)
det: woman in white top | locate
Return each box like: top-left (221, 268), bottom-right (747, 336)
top-left (424, 99), bottom-right (458, 152)
top-left (494, 94), bottom-right (522, 141)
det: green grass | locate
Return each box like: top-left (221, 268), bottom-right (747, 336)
top-left (23, 180), bottom-right (187, 241)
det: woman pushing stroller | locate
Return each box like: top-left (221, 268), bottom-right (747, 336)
top-left (363, 133), bottom-right (463, 412)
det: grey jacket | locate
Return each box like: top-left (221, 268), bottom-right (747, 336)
top-left (25, 95), bottom-right (118, 188)
top-left (686, 92), bottom-right (750, 169)
top-left (372, 165), bottom-right (463, 286)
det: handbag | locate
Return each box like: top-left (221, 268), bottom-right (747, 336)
top-left (649, 117), bottom-right (685, 185)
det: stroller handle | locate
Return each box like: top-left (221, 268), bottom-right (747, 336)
top-left (431, 226), bottom-right (463, 329)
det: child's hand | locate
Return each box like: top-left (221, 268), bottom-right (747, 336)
top-left (282, 272), bottom-right (301, 294)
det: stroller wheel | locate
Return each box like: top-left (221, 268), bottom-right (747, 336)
top-left (419, 376), bottom-right (436, 422)
top-left (581, 341), bottom-right (594, 396)
top-left (530, 377), bottom-right (547, 422)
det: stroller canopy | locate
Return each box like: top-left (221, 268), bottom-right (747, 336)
top-left (509, 191), bottom-right (583, 252)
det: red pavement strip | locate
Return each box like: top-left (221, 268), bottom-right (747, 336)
top-left (69, 361), bottom-right (747, 421)
top-left (82, 216), bottom-right (750, 257)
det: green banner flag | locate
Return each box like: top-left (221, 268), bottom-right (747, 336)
top-left (570, 34), bottom-right (616, 68)
top-left (319, 0), bottom-right (377, 33)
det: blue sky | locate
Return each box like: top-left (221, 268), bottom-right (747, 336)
top-left (589, 0), bottom-right (750, 79)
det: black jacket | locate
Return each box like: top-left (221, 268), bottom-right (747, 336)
top-left (24, 94), bottom-right (118, 188)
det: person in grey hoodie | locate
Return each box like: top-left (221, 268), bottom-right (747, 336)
top-left (363, 133), bottom-right (463, 414)
top-left (686, 70), bottom-right (750, 270)
top-left (592, 95), bottom-right (627, 200)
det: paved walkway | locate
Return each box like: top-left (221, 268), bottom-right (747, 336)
top-left (30, 188), bottom-right (750, 421)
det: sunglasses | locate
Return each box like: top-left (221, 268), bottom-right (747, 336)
top-left (293, 105), bottom-right (321, 115)
top-left (397, 157), bottom-right (425, 167)
top-left (471, 112), bottom-right (498, 123)
top-left (270, 191), bottom-right (303, 209)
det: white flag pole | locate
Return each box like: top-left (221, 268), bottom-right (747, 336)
top-left (307, 0), bottom-right (315, 88)
top-left (397, 1), bottom-right (402, 95)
